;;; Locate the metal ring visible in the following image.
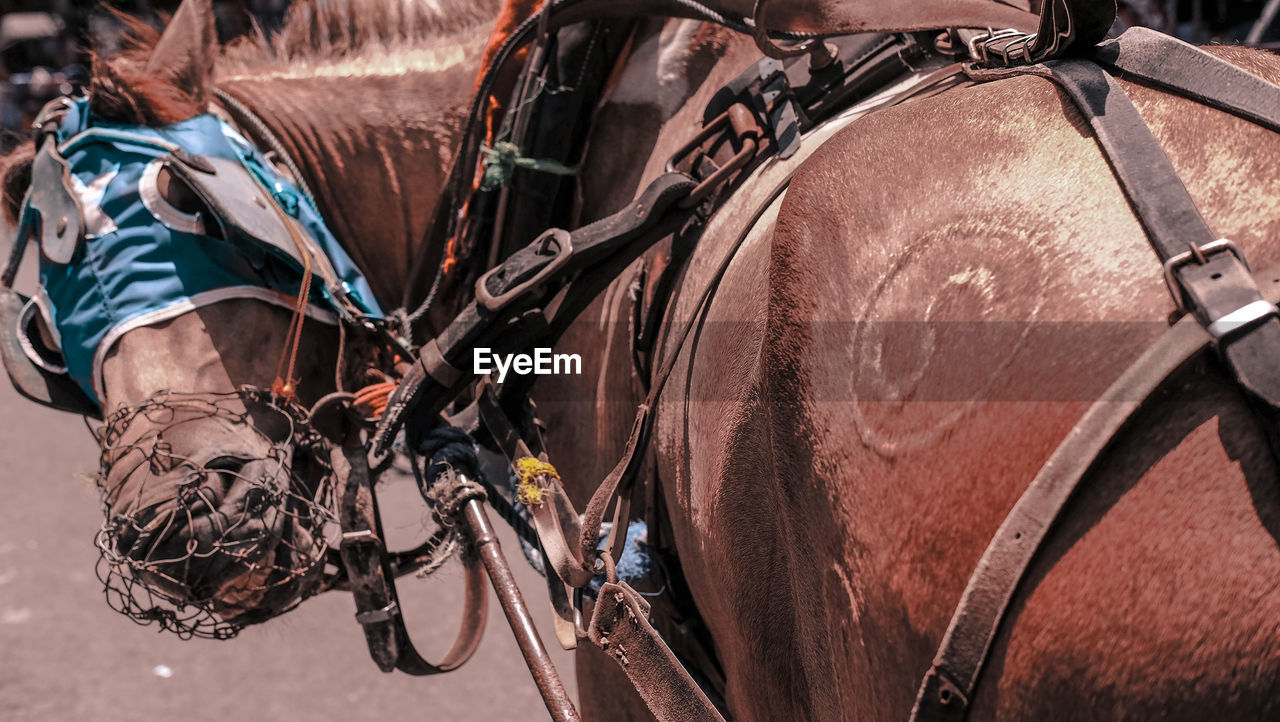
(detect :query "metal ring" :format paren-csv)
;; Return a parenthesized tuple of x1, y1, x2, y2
(354, 601, 400, 625)
(1161, 238, 1244, 313)
(751, 0, 836, 67)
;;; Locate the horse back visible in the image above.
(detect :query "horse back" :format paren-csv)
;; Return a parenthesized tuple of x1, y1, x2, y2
(658, 46, 1280, 720)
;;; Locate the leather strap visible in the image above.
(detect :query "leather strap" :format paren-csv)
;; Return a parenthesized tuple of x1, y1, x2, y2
(372, 172, 696, 455)
(588, 582, 727, 722)
(331, 415, 487, 675)
(473, 384, 585, 649)
(959, 0, 1115, 67)
(1091, 27, 1280, 133)
(916, 33, 1280, 720)
(1039, 57, 1280, 407)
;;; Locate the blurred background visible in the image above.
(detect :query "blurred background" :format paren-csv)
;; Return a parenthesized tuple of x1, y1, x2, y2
(0, 0, 286, 152)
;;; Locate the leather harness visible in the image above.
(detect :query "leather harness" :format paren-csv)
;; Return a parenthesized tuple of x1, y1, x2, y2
(415, 3, 1280, 718)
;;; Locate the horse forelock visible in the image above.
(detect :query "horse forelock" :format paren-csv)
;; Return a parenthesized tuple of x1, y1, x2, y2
(87, 9, 211, 127)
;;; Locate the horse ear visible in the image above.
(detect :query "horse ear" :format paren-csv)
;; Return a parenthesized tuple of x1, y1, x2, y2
(145, 0, 217, 99)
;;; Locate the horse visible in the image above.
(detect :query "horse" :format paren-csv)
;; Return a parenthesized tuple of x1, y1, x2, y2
(5, 0, 1280, 720)
(528, 5, 1280, 722)
(0, 0, 499, 631)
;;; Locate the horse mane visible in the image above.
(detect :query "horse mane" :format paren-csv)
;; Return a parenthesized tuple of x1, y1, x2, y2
(0, 0, 498, 225)
(220, 0, 501, 75)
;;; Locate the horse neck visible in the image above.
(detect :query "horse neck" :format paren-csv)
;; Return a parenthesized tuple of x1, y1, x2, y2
(214, 47, 484, 311)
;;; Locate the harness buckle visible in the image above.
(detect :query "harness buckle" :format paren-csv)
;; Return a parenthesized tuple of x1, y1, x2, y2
(1161, 238, 1246, 314)
(963, 28, 1035, 67)
(474, 227, 573, 314)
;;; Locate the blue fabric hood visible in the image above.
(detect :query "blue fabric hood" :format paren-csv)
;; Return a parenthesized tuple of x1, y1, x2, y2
(26, 98, 382, 403)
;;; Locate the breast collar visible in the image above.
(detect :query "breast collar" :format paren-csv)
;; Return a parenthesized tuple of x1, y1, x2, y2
(9, 95, 384, 406)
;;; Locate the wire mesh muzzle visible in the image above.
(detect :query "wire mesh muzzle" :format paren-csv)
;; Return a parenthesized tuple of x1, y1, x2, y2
(93, 389, 339, 639)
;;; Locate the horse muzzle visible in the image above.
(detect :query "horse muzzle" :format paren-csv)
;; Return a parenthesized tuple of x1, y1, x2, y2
(94, 391, 337, 638)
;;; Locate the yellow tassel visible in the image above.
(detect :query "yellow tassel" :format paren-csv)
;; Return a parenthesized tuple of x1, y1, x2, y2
(515, 457, 560, 507)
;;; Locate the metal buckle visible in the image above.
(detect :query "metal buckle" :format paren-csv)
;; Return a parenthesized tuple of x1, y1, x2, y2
(1205, 299, 1280, 341)
(354, 600, 401, 625)
(966, 28, 1035, 67)
(340, 528, 384, 551)
(1161, 238, 1246, 314)
(666, 102, 761, 207)
(474, 227, 573, 314)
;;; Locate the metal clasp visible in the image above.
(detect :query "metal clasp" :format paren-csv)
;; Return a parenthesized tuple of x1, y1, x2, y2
(340, 528, 384, 551)
(474, 227, 574, 314)
(1162, 238, 1246, 314)
(666, 102, 762, 207)
(965, 28, 1035, 67)
(354, 600, 401, 625)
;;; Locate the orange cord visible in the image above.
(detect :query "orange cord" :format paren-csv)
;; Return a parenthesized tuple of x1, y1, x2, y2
(352, 381, 395, 419)
(270, 196, 316, 401)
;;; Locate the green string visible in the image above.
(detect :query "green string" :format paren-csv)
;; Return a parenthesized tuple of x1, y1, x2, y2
(479, 141, 580, 191)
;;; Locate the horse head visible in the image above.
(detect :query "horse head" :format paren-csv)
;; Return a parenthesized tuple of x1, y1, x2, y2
(0, 0, 487, 635)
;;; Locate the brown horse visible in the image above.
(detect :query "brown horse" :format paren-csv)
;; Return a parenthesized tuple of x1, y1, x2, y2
(1, 0, 497, 629)
(7, 0, 1280, 720)
(536, 14, 1280, 722)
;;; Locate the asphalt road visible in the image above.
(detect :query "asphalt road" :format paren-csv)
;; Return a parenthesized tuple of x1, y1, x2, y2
(0, 265, 577, 721)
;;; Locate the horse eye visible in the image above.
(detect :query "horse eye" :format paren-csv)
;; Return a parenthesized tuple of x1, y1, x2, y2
(139, 159, 222, 239)
(156, 165, 203, 214)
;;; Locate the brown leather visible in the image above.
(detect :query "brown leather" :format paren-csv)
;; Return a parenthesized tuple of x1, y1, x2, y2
(916, 29, 1280, 717)
(911, 312, 1213, 720)
(753, 0, 1038, 36)
(331, 417, 487, 675)
(589, 582, 727, 722)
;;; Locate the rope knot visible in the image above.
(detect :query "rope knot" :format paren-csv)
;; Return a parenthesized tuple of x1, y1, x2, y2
(479, 141, 579, 192)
